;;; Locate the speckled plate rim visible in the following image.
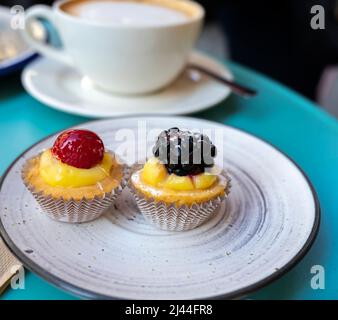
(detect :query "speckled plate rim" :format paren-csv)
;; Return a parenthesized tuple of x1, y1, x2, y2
(0, 115, 320, 300)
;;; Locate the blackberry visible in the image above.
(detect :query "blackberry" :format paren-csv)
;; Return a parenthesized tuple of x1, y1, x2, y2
(152, 128, 217, 176)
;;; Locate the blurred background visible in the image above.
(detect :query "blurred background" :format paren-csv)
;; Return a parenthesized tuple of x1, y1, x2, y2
(2, 0, 338, 117)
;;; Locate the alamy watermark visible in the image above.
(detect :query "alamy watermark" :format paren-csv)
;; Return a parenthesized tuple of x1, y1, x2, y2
(311, 5, 325, 29)
(112, 121, 224, 169)
(10, 5, 25, 30)
(310, 265, 325, 290)
(9, 265, 25, 290)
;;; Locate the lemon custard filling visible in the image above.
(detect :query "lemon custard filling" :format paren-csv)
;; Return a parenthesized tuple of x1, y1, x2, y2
(131, 162, 227, 206)
(39, 149, 114, 188)
(24, 152, 123, 201)
(140, 157, 218, 191)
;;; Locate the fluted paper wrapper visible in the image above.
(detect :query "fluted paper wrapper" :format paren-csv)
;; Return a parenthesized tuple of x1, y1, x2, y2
(22, 157, 128, 223)
(129, 165, 231, 231)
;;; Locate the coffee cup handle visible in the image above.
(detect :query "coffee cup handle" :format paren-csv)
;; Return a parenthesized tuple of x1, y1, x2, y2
(22, 5, 73, 66)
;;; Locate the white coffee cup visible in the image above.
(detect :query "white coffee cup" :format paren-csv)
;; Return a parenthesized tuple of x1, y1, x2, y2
(23, 0, 204, 95)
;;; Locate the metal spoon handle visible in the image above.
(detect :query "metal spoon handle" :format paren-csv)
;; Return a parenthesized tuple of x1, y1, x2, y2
(188, 64, 257, 98)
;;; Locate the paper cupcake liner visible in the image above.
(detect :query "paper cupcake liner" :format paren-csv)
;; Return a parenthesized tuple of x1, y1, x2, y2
(22, 155, 129, 223)
(129, 164, 231, 231)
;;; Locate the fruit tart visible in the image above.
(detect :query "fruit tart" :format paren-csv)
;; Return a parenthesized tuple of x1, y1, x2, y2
(22, 129, 126, 223)
(130, 128, 231, 231)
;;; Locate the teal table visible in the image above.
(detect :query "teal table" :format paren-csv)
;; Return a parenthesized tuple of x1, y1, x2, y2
(1, 60, 338, 300)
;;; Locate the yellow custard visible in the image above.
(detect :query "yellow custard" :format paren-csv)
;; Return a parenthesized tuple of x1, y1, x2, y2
(131, 158, 228, 206)
(23, 150, 123, 201)
(39, 149, 113, 187)
(141, 157, 217, 190)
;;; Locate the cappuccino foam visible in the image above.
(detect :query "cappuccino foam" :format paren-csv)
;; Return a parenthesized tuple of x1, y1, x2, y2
(63, 1, 189, 26)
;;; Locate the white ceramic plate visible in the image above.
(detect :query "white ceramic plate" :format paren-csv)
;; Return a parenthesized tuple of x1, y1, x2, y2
(0, 116, 319, 300)
(21, 51, 232, 118)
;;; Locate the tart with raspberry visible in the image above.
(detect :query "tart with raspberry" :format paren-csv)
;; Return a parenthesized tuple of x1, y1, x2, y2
(22, 129, 126, 223)
(130, 128, 231, 231)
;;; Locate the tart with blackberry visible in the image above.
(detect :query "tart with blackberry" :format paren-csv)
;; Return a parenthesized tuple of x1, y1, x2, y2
(22, 129, 126, 223)
(130, 128, 231, 231)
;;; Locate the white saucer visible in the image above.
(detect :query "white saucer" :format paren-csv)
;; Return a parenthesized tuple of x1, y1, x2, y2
(22, 51, 233, 118)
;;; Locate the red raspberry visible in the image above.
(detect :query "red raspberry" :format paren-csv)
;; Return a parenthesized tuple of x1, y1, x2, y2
(51, 129, 104, 169)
